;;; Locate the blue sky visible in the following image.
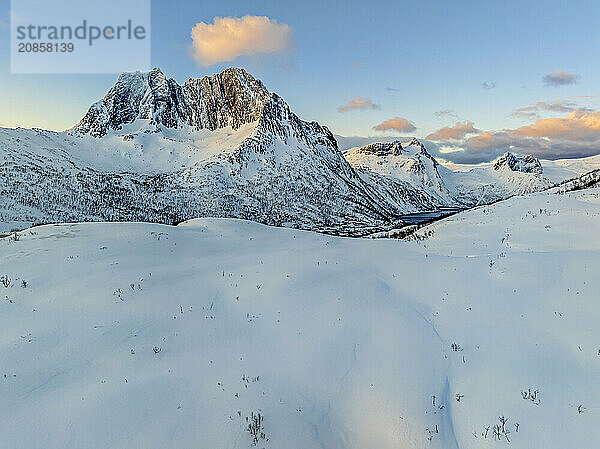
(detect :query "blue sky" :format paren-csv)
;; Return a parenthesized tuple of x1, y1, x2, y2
(1, 0, 599, 162)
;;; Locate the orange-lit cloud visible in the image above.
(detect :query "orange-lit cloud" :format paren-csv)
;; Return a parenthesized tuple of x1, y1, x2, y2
(426, 121, 480, 140)
(373, 117, 416, 133)
(512, 111, 600, 140)
(337, 97, 381, 113)
(190, 16, 294, 66)
(452, 110, 600, 162)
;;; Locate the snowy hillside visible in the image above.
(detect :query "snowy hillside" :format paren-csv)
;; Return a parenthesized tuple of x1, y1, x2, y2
(344, 140, 553, 207)
(446, 154, 600, 187)
(1, 186, 599, 448)
(540, 154, 600, 183)
(443, 153, 553, 206)
(550, 168, 600, 193)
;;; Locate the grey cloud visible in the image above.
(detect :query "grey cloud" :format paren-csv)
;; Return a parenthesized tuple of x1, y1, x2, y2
(543, 71, 579, 86)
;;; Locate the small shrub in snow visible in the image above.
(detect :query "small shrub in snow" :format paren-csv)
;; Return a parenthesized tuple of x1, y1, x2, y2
(521, 388, 540, 405)
(246, 411, 268, 446)
(478, 415, 514, 442)
(1, 275, 11, 288)
(406, 228, 435, 241)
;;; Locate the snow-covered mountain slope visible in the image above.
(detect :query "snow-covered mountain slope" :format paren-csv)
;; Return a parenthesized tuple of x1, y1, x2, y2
(3, 68, 445, 236)
(445, 153, 600, 187)
(540, 154, 600, 183)
(345, 139, 455, 207)
(2, 186, 599, 449)
(344, 140, 553, 207)
(444, 153, 553, 206)
(550, 168, 600, 193)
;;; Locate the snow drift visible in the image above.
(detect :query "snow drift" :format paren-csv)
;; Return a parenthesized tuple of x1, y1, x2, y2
(1, 185, 599, 448)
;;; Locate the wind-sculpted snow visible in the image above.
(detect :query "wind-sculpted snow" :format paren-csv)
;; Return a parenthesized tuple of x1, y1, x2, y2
(2, 188, 600, 448)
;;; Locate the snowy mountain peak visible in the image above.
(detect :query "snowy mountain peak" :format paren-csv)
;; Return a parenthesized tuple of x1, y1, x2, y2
(493, 152, 543, 174)
(71, 67, 271, 137)
(403, 137, 432, 156)
(406, 137, 423, 147)
(346, 138, 436, 160)
(404, 138, 440, 166)
(405, 137, 426, 152)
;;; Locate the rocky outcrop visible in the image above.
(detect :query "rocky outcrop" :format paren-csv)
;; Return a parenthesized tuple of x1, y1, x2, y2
(493, 152, 543, 174)
(352, 141, 404, 157)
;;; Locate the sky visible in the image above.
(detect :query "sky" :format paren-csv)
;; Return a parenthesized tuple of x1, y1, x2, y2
(0, 0, 599, 163)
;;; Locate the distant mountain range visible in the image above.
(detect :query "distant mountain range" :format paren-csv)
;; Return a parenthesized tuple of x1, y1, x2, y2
(0, 67, 597, 234)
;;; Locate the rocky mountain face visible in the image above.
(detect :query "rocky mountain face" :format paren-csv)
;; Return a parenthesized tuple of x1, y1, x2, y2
(350, 141, 404, 157)
(493, 152, 543, 174)
(72, 67, 271, 137)
(345, 139, 456, 208)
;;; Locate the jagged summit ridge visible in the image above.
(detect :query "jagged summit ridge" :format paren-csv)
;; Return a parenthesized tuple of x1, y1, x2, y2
(344, 140, 553, 207)
(349, 138, 435, 158)
(72, 67, 272, 137)
(352, 140, 404, 156)
(406, 137, 424, 149)
(493, 152, 543, 174)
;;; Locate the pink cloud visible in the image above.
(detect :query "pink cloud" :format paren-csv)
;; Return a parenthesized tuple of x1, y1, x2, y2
(426, 121, 480, 140)
(372, 117, 416, 133)
(337, 97, 381, 113)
